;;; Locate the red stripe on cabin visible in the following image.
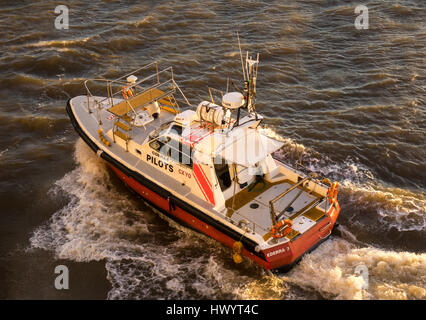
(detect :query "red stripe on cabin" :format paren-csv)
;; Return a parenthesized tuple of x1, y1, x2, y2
(193, 162, 215, 206)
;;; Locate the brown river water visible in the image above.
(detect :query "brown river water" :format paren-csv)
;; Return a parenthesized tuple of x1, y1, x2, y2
(0, 0, 425, 300)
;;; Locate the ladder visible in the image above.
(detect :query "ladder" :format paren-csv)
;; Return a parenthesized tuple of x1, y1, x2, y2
(112, 114, 133, 151)
(158, 94, 180, 114)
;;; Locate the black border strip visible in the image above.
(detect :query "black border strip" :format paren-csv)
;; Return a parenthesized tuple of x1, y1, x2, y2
(66, 99, 267, 262)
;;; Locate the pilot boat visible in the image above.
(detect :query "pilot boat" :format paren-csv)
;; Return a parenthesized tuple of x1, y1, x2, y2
(66, 49, 340, 271)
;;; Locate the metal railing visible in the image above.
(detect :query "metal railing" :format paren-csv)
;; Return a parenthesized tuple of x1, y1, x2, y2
(269, 176, 311, 225)
(83, 61, 192, 119)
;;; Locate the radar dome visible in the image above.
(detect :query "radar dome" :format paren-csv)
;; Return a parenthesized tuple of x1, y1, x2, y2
(222, 92, 245, 109)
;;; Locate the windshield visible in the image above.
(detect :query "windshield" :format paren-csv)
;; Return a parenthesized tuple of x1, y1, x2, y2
(149, 121, 173, 140)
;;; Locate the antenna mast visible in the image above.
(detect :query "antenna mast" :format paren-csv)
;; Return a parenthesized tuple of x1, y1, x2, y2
(245, 52, 259, 120)
(237, 31, 246, 82)
(236, 32, 260, 117)
(226, 32, 260, 129)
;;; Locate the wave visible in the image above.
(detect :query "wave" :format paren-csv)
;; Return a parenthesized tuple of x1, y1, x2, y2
(321, 6, 358, 17)
(27, 38, 92, 48)
(0, 73, 46, 88)
(29, 140, 264, 299)
(264, 127, 426, 234)
(0, 113, 69, 135)
(25, 139, 308, 299)
(361, 79, 399, 90)
(390, 4, 414, 16)
(118, 15, 159, 28)
(286, 238, 426, 300)
(29, 138, 426, 300)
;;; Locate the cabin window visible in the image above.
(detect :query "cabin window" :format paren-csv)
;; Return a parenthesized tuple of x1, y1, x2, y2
(168, 138, 193, 168)
(135, 149, 142, 155)
(170, 124, 183, 136)
(149, 135, 171, 157)
(214, 157, 232, 191)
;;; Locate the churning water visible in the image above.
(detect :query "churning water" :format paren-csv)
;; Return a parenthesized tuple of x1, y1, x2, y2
(0, 0, 425, 299)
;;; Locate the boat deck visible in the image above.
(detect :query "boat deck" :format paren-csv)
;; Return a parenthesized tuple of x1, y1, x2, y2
(83, 95, 177, 146)
(108, 88, 169, 117)
(225, 179, 326, 242)
(70, 95, 208, 205)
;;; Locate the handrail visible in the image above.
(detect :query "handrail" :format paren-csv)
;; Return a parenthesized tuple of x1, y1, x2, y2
(273, 156, 331, 190)
(111, 61, 159, 83)
(269, 176, 310, 225)
(125, 100, 138, 120)
(110, 66, 173, 97)
(84, 78, 125, 98)
(276, 187, 303, 221)
(115, 67, 174, 102)
(84, 78, 113, 113)
(87, 67, 173, 103)
(83, 64, 176, 114)
(125, 79, 175, 110)
(82, 62, 192, 121)
(270, 176, 310, 204)
(173, 80, 192, 107)
(289, 197, 323, 223)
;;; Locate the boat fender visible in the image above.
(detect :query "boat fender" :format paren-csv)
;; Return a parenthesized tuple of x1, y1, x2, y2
(98, 129, 111, 147)
(233, 241, 244, 264)
(271, 219, 293, 239)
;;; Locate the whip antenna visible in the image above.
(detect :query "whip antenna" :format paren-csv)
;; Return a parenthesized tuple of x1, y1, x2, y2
(237, 31, 246, 81)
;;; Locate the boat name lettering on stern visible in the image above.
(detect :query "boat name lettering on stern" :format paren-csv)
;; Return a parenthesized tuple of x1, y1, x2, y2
(146, 153, 173, 172)
(266, 247, 289, 258)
